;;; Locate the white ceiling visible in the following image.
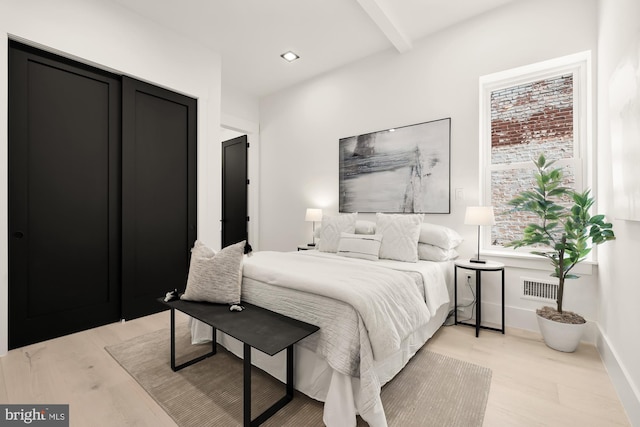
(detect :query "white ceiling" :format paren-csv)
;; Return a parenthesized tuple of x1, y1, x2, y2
(110, 0, 516, 97)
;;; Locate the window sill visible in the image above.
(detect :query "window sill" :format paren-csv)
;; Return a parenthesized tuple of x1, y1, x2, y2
(478, 249, 596, 276)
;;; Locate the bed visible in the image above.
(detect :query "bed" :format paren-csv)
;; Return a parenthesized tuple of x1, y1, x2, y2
(189, 248, 455, 427)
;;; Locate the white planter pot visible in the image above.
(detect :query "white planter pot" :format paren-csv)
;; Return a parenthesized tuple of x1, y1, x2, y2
(536, 314, 587, 352)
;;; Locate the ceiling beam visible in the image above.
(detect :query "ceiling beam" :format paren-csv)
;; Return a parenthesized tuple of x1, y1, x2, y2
(355, 0, 413, 53)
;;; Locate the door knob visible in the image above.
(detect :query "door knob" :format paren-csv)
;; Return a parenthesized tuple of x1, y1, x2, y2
(13, 231, 24, 239)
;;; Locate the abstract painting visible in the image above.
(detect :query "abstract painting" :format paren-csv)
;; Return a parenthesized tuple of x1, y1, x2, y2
(339, 118, 451, 213)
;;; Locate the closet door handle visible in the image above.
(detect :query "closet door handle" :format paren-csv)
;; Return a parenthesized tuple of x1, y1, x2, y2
(13, 231, 24, 239)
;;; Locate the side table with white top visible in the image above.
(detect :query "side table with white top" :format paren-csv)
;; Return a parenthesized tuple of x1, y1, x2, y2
(454, 259, 505, 337)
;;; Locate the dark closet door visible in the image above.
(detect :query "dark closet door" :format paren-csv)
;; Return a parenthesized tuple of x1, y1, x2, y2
(221, 135, 248, 248)
(8, 42, 121, 349)
(121, 77, 197, 320)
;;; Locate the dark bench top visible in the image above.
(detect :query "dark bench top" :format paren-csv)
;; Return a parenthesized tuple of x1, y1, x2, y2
(160, 299, 319, 356)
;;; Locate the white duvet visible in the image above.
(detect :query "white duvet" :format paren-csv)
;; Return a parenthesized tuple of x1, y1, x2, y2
(299, 251, 450, 318)
(242, 251, 431, 360)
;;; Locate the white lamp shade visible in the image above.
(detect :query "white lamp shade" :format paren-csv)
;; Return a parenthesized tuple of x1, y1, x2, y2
(464, 206, 496, 226)
(305, 208, 323, 222)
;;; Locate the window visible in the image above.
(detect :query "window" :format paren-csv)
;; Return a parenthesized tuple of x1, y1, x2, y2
(479, 52, 592, 257)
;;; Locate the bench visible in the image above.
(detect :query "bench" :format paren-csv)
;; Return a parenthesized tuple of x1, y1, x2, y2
(159, 298, 319, 427)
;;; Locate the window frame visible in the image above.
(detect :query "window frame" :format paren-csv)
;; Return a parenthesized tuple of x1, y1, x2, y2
(478, 51, 593, 262)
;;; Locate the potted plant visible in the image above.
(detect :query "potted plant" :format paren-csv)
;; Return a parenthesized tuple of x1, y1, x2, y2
(506, 154, 615, 352)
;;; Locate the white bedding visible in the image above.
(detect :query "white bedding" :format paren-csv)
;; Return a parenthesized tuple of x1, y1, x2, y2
(301, 251, 450, 316)
(243, 251, 432, 360)
(189, 251, 452, 426)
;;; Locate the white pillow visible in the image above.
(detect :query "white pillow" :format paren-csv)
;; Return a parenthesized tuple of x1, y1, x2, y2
(355, 220, 376, 235)
(337, 232, 382, 261)
(418, 223, 463, 250)
(181, 240, 245, 304)
(315, 219, 376, 237)
(376, 213, 423, 262)
(318, 213, 357, 253)
(418, 243, 459, 262)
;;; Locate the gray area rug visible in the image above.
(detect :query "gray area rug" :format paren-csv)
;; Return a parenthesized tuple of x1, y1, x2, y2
(106, 324, 491, 426)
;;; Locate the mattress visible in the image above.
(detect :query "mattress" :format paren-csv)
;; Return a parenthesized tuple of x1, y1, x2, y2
(190, 251, 453, 426)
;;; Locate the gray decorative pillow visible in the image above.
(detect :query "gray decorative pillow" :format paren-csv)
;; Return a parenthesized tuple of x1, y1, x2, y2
(181, 240, 245, 304)
(318, 213, 357, 253)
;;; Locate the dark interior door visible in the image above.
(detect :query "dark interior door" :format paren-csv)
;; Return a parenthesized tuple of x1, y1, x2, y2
(8, 42, 121, 349)
(121, 77, 197, 319)
(222, 135, 248, 248)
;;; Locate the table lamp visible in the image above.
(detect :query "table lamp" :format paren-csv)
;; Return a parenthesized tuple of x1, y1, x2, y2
(464, 206, 495, 264)
(305, 208, 323, 247)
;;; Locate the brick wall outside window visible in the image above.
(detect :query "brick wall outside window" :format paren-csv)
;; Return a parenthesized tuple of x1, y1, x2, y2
(489, 74, 575, 246)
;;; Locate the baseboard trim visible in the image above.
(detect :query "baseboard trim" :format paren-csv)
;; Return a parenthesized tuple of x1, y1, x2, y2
(595, 324, 639, 426)
(455, 303, 636, 424)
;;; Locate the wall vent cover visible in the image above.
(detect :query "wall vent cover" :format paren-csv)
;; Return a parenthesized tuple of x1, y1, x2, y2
(521, 277, 558, 301)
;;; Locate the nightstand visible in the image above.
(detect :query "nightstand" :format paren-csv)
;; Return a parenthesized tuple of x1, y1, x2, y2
(297, 244, 316, 251)
(454, 259, 505, 337)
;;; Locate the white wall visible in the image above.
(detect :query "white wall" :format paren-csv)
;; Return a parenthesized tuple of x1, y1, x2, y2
(222, 85, 260, 125)
(258, 0, 599, 333)
(0, 0, 222, 356)
(596, 0, 640, 424)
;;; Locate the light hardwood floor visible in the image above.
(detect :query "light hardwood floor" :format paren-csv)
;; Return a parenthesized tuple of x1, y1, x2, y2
(0, 311, 630, 426)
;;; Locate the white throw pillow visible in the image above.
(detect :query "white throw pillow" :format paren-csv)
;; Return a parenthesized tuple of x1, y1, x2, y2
(318, 213, 357, 253)
(181, 240, 245, 304)
(418, 223, 463, 250)
(337, 232, 382, 261)
(376, 213, 424, 262)
(354, 220, 376, 235)
(418, 243, 459, 262)
(315, 219, 375, 237)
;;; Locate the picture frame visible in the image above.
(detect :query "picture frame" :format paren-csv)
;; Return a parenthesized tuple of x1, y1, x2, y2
(339, 118, 451, 213)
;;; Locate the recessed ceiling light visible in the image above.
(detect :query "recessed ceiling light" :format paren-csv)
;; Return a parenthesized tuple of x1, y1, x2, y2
(280, 51, 300, 62)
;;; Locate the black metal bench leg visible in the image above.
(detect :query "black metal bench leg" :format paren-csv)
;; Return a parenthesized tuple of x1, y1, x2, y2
(170, 308, 217, 372)
(170, 308, 176, 370)
(244, 343, 251, 427)
(287, 344, 294, 399)
(245, 344, 295, 427)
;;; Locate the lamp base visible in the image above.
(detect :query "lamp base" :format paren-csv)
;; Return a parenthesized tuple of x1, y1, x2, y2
(469, 258, 487, 264)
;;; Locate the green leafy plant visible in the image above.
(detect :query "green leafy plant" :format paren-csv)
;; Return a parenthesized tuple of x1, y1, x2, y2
(506, 154, 615, 320)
